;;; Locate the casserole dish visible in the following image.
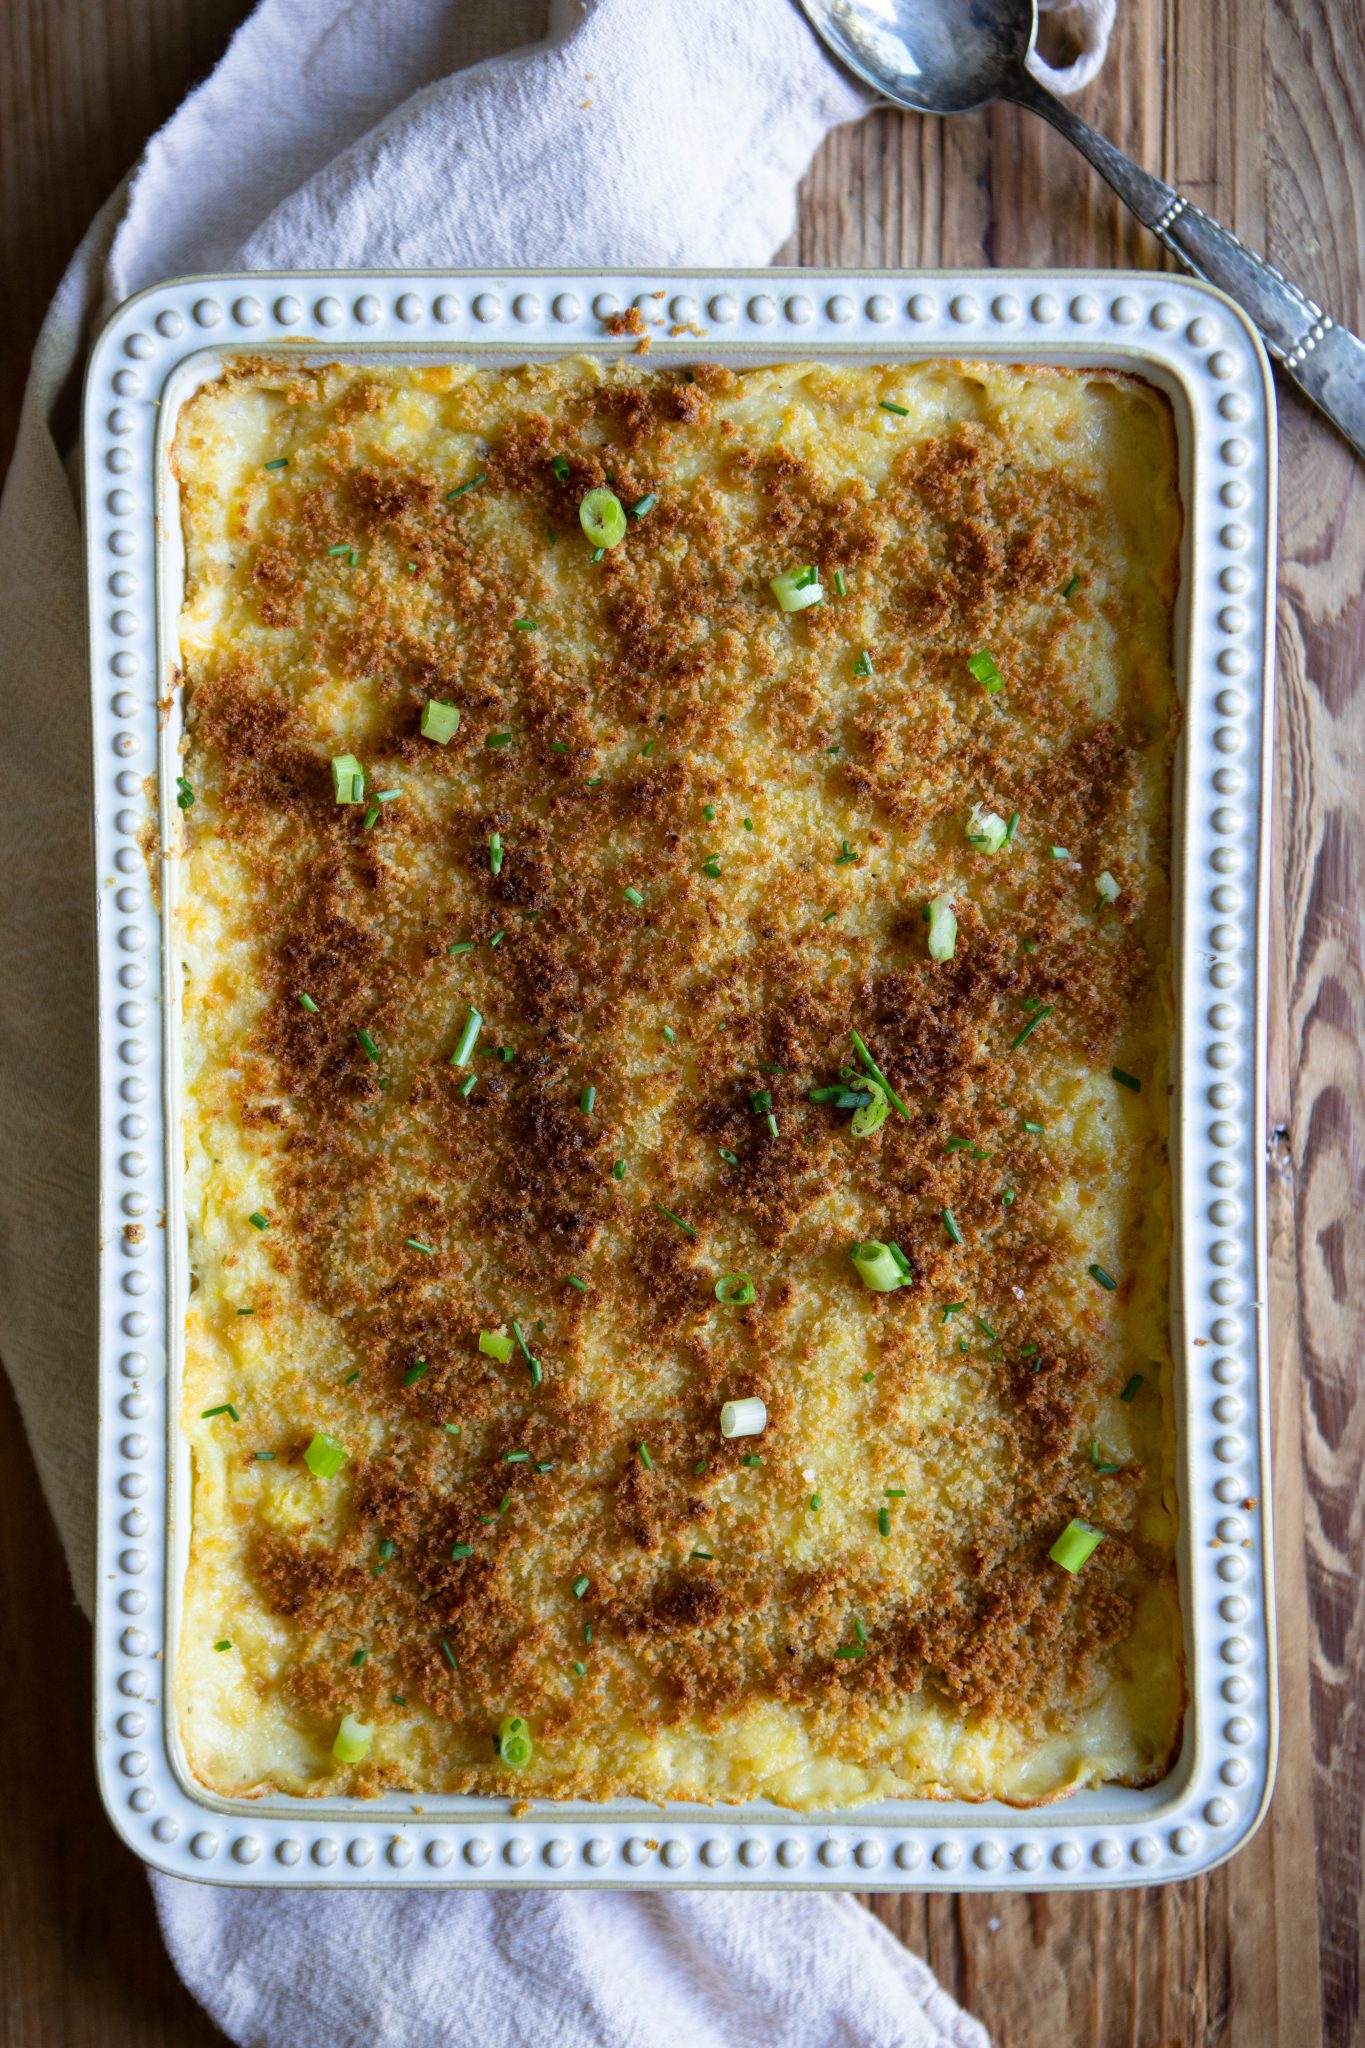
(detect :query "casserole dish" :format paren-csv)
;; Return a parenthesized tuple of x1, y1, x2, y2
(87, 268, 1276, 1887)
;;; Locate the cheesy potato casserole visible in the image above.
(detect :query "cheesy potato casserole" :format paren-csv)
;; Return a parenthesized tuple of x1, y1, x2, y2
(172, 354, 1183, 1806)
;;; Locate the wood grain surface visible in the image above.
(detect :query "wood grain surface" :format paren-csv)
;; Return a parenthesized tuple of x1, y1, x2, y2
(0, 1, 1361, 2043)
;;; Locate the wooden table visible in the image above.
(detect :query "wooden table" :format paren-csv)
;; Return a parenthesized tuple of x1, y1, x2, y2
(1, 2, 1360, 2041)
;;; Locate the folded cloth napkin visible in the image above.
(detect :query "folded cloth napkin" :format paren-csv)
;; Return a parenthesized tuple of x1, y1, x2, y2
(0, 1, 1113, 2041)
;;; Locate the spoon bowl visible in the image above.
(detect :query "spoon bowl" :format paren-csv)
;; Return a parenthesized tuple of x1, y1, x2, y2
(798, 0, 1365, 460)
(800, 0, 1034, 115)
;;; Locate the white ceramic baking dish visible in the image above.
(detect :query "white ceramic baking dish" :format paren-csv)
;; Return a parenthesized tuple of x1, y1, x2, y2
(86, 268, 1277, 1889)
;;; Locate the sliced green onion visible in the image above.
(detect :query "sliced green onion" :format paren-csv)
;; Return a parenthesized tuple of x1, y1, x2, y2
(304, 1432, 348, 1479)
(689, 1550, 714, 1564)
(356, 1029, 380, 1064)
(1096, 870, 1120, 908)
(405, 1237, 434, 1254)
(848, 1029, 912, 1121)
(350, 1647, 368, 1668)
(1051, 846, 1071, 860)
(623, 885, 643, 908)
(714, 1273, 757, 1306)
(297, 992, 319, 1014)
(402, 1359, 429, 1386)
(836, 840, 857, 865)
(769, 565, 823, 613)
(214, 1639, 232, 1651)
(264, 457, 289, 471)
(333, 1714, 373, 1764)
(485, 731, 513, 748)
(877, 1506, 891, 1536)
(850, 1081, 891, 1139)
(879, 399, 909, 416)
(579, 1084, 596, 1114)
(513, 619, 537, 633)
(175, 776, 195, 812)
(580, 488, 627, 548)
(809, 1493, 822, 1512)
(637, 1442, 654, 1470)
(702, 804, 716, 822)
(1112, 1068, 1142, 1092)
(446, 472, 487, 499)
(1050, 1519, 1104, 1573)
(362, 806, 380, 831)
(504, 1450, 530, 1462)
(441, 1638, 458, 1669)
(375, 1539, 396, 1568)
(849, 1240, 908, 1293)
(450, 1005, 482, 1068)
(854, 649, 873, 677)
(655, 1204, 696, 1239)
(612, 1158, 627, 1179)
(331, 754, 365, 805)
(573, 1574, 590, 1599)
(1010, 1004, 1054, 1051)
(701, 856, 721, 878)
(740, 1453, 762, 1468)
(1062, 574, 1082, 598)
(833, 569, 848, 598)
(498, 1714, 533, 1769)
(551, 454, 571, 482)
(327, 542, 358, 562)
(927, 895, 958, 962)
(942, 1208, 963, 1247)
(630, 493, 657, 519)
(1121, 1373, 1145, 1402)
(567, 1275, 588, 1292)
(967, 649, 1005, 693)
(1089, 1263, 1118, 1291)
(718, 1148, 739, 1167)
(967, 804, 1010, 854)
(201, 1403, 239, 1421)
(488, 832, 503, 876)
(720, 1396, 767, 1438)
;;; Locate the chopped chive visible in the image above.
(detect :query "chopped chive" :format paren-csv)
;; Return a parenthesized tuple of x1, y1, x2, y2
(1023, 1120, 1045, 1134)
(356, 1029, 380, 1064)
(264, 458, 289, 471)
(573, 1575, 590, 1599)
(689, 1549, 713, 1562)
(743, 817, 754, 832)
(451, 1005, 482, 1068)
(327, 543, 358, 563)
(701, 856, 721, 878)
(1020, 1343, 1039, 1358)
(248, 1212, 268, 1231)
(1121, 1373, 1145, 1402)
(1112, 1068, 1142, 1092)
(655, 1204, 697, 1239)
(298, 992, 319, 1014)
(536, 1459, 555, 1472)
(853, 1617, 867, 1645)
(1010, 1004, 1054, 1051)
(402, 1360, 430, 1389)
(343, 1369, 361, 1385)
(498, 1045, 514, 1062)
(719, 1147, 739, 1166)
(458, 1073, 477, 1100)
(835, 1646, 865, 1659)
(879, 399, 909, 416)
(877, 1506, 891, 1536)
(404, 1237, 434, 1255)
(637, 1442, 654, 1471)
(640, 739, 655, 757)
(942, 1303, 965, 1320)
(579, 1084, 596, 1114)
(254, 1450, 275, 1460)
(591, 546, 605, 563)
(504, 1450, 530, 1463)
(663, 1024, 676, 1044)
(884, 1487, 906, 1499)
(623, 885, 644, 908)
(573, 1659, 588, 1676)
(833, 569, 847, 598)
(513, 619, 538, 633)
(1001, 1188, 1016, 1208)
(942, 1208, 963, 1246)
(391, 1693, 408, 1706)
(821, 910, 837, 923)
(1062, 574, 1082, 598)
(630, 493, 657, 519)
(612, 1158, 627, 1180)
(702, 804, 716, 822)
(446, 473, 487, 499)
(836, 839, 857, 864)
(1092, 1438, 1120, 1475)
(175, 776, 195, 812)
(551, 454, 570, 482)
(809, 1493, 822, 1512)
(445, 1424, 462, 1436)
(214, 1639, 232, 1652)
(485, 731, 514, 748)
(749, 1089, 773, 1114)
(201, 1403, 239, 1421)
(567, 1276, 588, 1292)
(489, 832, 503, 876)
(441, 1638, 458, 1668)
(740, 1453, 761, 1468)
(376, 1538, 396, 1565)
(362, 806, 380, 830)
(1089, 1263, 1118, 1291)
(550, 740, 570, 754)
(854, 650, 873, 677)
(487, 930, 504, 948)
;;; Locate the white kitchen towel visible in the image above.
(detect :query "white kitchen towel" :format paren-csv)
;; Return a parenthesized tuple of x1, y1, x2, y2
(0, 2, 1115, 2043)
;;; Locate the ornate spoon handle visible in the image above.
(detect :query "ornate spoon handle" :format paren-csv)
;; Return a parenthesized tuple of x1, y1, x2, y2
(1013, 71, 1365, 461)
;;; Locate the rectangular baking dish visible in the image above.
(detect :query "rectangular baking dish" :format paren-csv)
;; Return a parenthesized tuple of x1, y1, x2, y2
(87, 268, 1277, 1889)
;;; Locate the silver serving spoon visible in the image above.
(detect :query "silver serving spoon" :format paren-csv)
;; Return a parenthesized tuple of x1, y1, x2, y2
(799, 0, 1365, 460)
